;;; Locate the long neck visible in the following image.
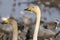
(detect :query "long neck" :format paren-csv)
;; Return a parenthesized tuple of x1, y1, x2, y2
(11, 20, 18, 40)
(33, 10, 41, 40)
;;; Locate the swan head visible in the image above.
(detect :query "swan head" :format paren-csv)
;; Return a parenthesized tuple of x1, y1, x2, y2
(24, 6, 40, 14)
(1, 16, 15, 24)
(1, 17, 9, 24)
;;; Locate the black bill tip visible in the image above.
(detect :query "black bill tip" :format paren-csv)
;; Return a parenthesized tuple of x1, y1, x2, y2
(24, 8, 28, 11)
(1, 21, 5, 24)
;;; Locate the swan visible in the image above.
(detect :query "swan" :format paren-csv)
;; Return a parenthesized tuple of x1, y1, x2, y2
(24, 5, 41, 40)
(1, 16, 18, 40)
(46, 20, 60, 30)
(29, 24, 57, 40)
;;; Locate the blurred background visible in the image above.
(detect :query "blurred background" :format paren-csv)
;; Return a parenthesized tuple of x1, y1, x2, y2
(0, 0, 60, 40)
(0, 0, 60, 21)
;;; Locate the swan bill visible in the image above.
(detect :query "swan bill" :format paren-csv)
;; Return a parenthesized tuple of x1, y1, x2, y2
(24, 7, 32, 11)
(2, 19, 9, 24)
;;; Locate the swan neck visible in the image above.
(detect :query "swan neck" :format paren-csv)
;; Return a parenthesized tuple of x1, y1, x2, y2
(33, 9, 41, 40)
(11, 20, 18, 40)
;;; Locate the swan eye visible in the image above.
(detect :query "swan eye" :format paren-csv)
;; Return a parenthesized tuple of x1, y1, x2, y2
(32, 7, 34, 8)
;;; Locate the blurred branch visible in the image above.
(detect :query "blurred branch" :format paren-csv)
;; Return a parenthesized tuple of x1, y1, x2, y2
(17, 1, 40, 5)
(17, 0, 60, 8)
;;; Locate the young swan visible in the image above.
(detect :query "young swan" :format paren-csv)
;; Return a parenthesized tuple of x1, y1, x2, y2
(1, 17, 18, 40)
(24, 6, 41, 40)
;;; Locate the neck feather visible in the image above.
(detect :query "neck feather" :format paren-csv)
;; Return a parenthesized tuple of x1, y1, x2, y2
(33, 9, 41, 40)
(12, 20, 18, 40)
